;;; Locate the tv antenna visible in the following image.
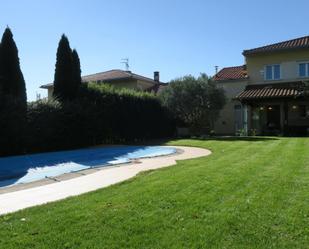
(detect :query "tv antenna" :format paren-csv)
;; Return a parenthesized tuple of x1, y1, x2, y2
(36, 92, 41, 101)
(215, 66, 219, 74)
(121, 58, 130, 71)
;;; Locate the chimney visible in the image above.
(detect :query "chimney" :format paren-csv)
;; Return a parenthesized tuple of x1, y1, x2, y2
(154, 71, 160, 82)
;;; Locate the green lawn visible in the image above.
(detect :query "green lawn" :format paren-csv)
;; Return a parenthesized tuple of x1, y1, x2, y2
(0, 137, 308, 249)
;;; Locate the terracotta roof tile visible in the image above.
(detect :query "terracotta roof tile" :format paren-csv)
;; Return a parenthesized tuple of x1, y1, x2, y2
(213, 65, 248, 81)
(243, 36, 309, 56)
(236, 82, 302, 100)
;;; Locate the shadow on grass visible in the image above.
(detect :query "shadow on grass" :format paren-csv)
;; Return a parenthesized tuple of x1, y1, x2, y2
(139, 136, 280, 145)
(197, 136, 280, 142)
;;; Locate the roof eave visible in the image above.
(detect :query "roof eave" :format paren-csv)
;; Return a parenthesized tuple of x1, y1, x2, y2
(40, 84, 53, 89)
(243, 46, 309, 56)
(84, 76, 132, 83)
(236, 96, 301, 102)
(214, 78, 249, 83)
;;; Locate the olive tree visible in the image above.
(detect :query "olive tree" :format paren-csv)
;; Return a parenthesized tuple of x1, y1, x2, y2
(159, 74, 226, 134)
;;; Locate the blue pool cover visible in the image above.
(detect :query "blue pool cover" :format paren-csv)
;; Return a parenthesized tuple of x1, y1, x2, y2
(0, 146, 176, 187)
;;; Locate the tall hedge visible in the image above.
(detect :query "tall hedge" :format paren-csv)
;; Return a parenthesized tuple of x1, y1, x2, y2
(25, 84, 175, 154)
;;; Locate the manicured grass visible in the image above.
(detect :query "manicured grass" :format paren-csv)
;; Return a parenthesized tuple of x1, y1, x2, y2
(0, 137, 308, 248)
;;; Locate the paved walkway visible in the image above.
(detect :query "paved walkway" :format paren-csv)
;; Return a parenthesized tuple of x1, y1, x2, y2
(0, 146, 211, 215)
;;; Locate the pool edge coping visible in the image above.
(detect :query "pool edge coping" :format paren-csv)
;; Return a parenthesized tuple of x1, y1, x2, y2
(0, 146, 211, 215)
(0, 147, 183, 194)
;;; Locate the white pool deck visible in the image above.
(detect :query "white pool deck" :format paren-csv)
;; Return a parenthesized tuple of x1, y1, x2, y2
(0, 146, 211, 215)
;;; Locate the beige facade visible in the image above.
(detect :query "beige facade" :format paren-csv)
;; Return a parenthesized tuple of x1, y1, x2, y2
(246, 50, 309, 84)
(214, 38, 309, 136)
(214, 80, 247, 134)
(47, 88, 53, 99)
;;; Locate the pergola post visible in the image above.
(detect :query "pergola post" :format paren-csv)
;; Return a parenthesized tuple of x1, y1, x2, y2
(243, 104, 249, 135)
(283, 101, 289, 135)
(280, 102, 285, 134)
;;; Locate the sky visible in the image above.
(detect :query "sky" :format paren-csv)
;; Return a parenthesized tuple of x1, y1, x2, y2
(1, 0, 309, 101)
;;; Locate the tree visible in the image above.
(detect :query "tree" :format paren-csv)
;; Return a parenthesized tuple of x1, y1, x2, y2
(53, 35, 82, 101)
(0, 42, 2, 93)
(0, 27, 27, 104)
(53, 34, 74, 101)
(159, 74, 226, 134)
(71, 49, 82, 97)
(0, 27, 27, 156)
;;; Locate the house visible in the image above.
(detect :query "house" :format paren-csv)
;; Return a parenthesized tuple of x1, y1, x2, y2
(41, 70, 166, 99)
(214, 36, 309, 136)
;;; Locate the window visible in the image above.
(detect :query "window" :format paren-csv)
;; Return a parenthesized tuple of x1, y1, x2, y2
(234, 105, 243, 131)
(266, 66, 272, 80)
(265, 64, 281, 80)
(234, 105, 242, 110)
(299, 62, 309, 77)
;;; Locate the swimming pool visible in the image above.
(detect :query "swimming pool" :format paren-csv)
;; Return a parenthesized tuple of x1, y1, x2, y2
(0, 146, 176, 187)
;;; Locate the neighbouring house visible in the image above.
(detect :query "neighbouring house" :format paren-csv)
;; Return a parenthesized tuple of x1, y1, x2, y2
(214, 36, 309, 136)
(41, 70, 166, 99)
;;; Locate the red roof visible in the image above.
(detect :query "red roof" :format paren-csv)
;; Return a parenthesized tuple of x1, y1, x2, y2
(236, 82, 303, 101)
(243, 36, 309, 56)
(213, 65, 248, 81)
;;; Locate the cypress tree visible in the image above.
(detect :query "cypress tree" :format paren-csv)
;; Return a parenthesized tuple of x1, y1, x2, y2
(0, 27, 27, 104)
(71, 49, 82, 97)
(0, 27, 27, 156)
(53, 34, 74, 101)
(0, 42, 2, 94)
